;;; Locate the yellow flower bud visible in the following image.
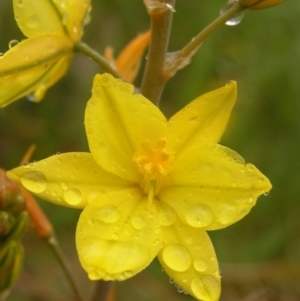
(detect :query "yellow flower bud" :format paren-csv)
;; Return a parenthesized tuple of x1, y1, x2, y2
(241, 0, 285, 10)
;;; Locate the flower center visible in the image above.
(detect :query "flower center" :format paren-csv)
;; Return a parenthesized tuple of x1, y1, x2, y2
(133, 137, 174, 204)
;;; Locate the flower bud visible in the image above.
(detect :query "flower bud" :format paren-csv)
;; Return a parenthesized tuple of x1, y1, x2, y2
(241, 0, 285, 9)
(0, 169, 26, 215)
(0, 240, 24, 292)
(0, 212, 16, 237)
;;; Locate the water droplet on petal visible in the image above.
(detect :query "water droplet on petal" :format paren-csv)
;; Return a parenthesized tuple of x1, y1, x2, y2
(162, 244, 192, 272)
(177, 286, 184, 293)
(25, 14, 39, 28)
(185, 236, 193, 245)
(185, 203, 213, 228)
(63, 188, 83, 205)
(158, 207, 176, 226)
(61, 182, 68, 190)
(169, 277, 175, 284)
(217, 201, 237, 225)
(191, 275, 220, 301)
(87, 189, 105, 203)
(8, 40, 19, 49)
(21, 171, 47, 193)
(220, 0, 244, 26)
(16, 0, 23, 6)
(84, 12, 91, 25)
(215, 270, 222, 279)
(131, 216, 145, 230)
(264, 192, 269, 196)
(111, 233, 119, 240)
(94, 206, 120, 223)
(193, 258, 208, 272)
(26, 94, 36, 102)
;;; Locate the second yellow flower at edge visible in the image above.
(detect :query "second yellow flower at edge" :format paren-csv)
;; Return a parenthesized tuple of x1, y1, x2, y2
(8, 73, 271, 301)
(0, 0, 91, 107)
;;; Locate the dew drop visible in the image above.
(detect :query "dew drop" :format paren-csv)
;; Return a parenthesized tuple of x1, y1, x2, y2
(94, 206, 120, 223)
(169, 277, 175, 284)
(191, 275, 220, 301)
(63, 188, 83, 205)
(83, 12, 91, 25)
(111, 233, 119, 240)
(215, 270, 222, 279)
(25, 15, 39, 28)
(264, 192, 269, 196)
(217, 201, 237, 225)
(26, 94, 36, 102)
(185, 236, 193, 245)
(131, 216, 145, 230)
(185, 203, 213, 228)
(8, 40, 19, 49)
(61, 182, 68, 190)
(162, 244, 192, 272)
(16, 0, 23, 6)
(193, 258, 208, 272)
(158, 207, 176, 226)
(21, 171, 47, 193)
(220, 0, 244, 26)
(177, 286, 184, 294)
(87, 189, 105, 203)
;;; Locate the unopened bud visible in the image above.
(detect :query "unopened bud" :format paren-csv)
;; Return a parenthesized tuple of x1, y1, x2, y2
(241, 0, 285, 9)
(0, 212, 16, 237)
(0, 240, 24, 291)
(0, 169, 26, 215)
(4, 211, 29, 242)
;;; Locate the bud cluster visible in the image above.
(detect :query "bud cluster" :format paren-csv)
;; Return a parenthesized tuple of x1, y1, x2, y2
(0, 169, 29, 296)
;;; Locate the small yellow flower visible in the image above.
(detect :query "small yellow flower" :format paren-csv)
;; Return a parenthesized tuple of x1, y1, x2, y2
(0, 0, 91, 107)
(241, 0, 285, 9)
(8, 74, 271, 301)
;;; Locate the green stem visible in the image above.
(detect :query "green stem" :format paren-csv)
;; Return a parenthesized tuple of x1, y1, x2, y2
(92, 281, 114, 301)
(164, 2, 245, 78)
(46, 233, 85, 301)
(74, 42, 122, 79)
(140, 0, 176, 106)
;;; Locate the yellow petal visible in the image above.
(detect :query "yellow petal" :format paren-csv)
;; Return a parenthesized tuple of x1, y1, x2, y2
(13, 0, 66, 37)
(160, 144, 272, 230)
(62, 0, 92, 42)
(85, 73, 167, 182)
(0, 35, 73, 106)
(13, 0, 91, 41)
(167, 81, 237, 155)
(7, 153, 132, 209)
(157, 217, 220, 301)
(76, 188, 163, 280)
(116, 31, 151, 83)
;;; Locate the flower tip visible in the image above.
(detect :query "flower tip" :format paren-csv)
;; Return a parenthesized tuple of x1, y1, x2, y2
(226, 80, 237, 90)
(225, 80, 237, 98)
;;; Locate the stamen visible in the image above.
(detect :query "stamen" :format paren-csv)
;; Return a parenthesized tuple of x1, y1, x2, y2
(147, 180, 156, 207)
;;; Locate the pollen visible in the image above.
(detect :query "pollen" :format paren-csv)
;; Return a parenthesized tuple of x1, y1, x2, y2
(133, 137, 174, 198)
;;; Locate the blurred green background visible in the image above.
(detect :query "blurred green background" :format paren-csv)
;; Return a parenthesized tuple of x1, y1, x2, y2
(1, 0, 300, 300)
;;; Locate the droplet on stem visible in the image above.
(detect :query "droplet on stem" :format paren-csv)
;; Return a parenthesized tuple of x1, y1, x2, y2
(220, 0, 244, 26)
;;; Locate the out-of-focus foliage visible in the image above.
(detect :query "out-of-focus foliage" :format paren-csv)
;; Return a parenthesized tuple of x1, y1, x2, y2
(0, 0, 299, 300)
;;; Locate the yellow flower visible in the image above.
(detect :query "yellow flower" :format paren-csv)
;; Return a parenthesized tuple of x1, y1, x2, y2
(241, 0, 285, 9)
(7, 74, 271, 301)
(0, 0, 91, 107)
